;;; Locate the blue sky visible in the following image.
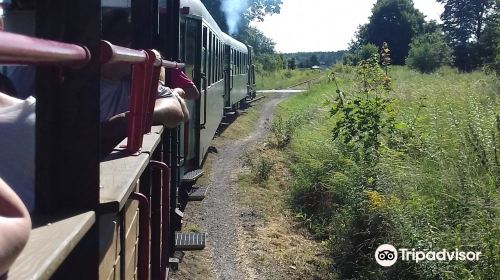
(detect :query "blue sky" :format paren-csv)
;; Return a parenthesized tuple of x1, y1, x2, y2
(250, 0, 444, 53)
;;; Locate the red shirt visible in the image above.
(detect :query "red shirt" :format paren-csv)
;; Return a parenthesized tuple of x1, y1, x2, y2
(167, 68, 194, 89)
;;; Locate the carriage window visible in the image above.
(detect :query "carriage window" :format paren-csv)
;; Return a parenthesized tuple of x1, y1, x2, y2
(238, 52, 241, 74)
(183, 18, 199, 80)
(233, 51, 236, 75)
(220, 42, 223, 80)
(208, 30, 212, 86)
(215, 37, 218, 82)
(211, 33, 215, 84)
(231, 49, 234, 75)
(239, 52, 242, 74)
(245, 54, 248, 73)
(202, 26, 207, 77)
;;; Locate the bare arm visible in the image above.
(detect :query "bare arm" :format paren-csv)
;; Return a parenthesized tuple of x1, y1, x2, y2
(174, 85, 199, 100)
(152, 95, 185, 128)
(0, 178, 31, 276)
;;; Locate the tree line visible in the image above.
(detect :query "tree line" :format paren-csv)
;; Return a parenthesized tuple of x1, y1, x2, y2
(345, 0, 499, 74)
(284, 51, 347, 69)
(202, 0, 499, 75)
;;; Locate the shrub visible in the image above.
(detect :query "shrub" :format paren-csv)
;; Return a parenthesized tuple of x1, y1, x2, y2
(406, 32, 452, 73)
(342, 43, 379, 66)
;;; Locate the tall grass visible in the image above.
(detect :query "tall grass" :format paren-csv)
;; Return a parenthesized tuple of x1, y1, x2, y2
(274, 66, 500, 279)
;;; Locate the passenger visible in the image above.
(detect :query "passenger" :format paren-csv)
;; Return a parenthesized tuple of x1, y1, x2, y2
(100, 9, 200, 154)
(0, 92, 35, 212)
(0, 177, 32, 277)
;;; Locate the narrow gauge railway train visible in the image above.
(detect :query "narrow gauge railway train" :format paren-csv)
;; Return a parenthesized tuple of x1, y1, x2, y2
(0, 0, 256, 279)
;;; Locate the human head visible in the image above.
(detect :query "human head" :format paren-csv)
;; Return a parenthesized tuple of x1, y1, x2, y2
(101, 9, 132, 80)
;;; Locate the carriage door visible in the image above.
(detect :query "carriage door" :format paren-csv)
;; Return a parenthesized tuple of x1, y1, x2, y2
(179, 16, 202, 170)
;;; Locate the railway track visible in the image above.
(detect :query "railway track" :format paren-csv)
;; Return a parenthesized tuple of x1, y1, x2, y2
(285, 74, 325, 89)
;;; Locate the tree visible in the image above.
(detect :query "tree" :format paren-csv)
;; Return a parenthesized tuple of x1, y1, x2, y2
(479, 11, 500, 74)
(356, 0, 426, 65)
(257, 53, 283, 72)
(201, 0, 282, 34)
(406, 32, 453, 73)
(309, 54, 319, 66)
(238, 27, 276, 55)
(343, 43, 379, 65)
(437, 0, 496, 70)
(287, 58, 296, 70)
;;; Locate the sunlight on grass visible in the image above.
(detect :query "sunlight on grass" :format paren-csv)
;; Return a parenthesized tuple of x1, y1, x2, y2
(272, 65, 500, 279)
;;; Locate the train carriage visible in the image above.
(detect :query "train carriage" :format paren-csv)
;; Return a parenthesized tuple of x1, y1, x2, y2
(0, 0, 256, 279)
(223, 33, 249, 109)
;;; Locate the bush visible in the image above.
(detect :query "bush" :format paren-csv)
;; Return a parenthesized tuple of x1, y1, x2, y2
(406, 32, 452, 73)
(342, 44, 379, 66)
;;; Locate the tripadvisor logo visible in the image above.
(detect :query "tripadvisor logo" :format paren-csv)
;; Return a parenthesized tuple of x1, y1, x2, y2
(375, 244, 398, 267)
(375, 244, 482, 267)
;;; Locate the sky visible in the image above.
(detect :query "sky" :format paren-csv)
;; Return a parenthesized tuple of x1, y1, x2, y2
(250, 0, 445, 53)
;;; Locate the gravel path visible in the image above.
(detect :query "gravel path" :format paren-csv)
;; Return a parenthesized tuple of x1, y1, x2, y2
(200, 91, 297, 280)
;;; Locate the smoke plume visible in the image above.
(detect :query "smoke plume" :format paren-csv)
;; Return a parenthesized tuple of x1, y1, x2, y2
(221, 0, 250, 35)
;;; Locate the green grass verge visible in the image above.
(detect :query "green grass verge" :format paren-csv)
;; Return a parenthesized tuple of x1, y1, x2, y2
(271, 65, 500, 279)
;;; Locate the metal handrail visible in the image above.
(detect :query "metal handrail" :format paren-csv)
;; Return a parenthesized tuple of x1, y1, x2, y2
(0, 31, 90, 68)
(161, 59, 185, 69)
(100, 40, 147, 64)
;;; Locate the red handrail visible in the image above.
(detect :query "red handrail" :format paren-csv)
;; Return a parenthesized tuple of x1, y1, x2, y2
(101, 41, 162, 153)
(0, 31, 90, 67)
(161, 59, 185, 69)
(100, 40, 148, 64)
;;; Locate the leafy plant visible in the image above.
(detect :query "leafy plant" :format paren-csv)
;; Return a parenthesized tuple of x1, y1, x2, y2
(329, 53, 396, 179)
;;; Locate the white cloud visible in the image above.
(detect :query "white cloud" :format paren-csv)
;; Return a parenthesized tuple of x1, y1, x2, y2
(251, 0, 444, 53)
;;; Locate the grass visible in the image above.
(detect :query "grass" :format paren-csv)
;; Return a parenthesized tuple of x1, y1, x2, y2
(256, 69, 325, 90)
(213, 98, 266, 141)
(270, 65, 500, 279)
(236, 146, 336, 279)
(215, 93, 336, 279)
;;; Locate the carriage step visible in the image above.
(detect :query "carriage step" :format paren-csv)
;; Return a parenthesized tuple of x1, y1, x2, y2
(175, 232, 206, 251)
(225, 111, 236, 116)
(220, 122, 230, 126)
(182, 169, 204, 182)
(224, 106, 233, 110)
(172, 251, 185, 263)
(188, 185, 208, 201)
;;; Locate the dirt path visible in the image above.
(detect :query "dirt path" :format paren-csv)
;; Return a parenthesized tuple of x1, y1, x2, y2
(171, 91, 298, 280)
(204, 91, 296, 280)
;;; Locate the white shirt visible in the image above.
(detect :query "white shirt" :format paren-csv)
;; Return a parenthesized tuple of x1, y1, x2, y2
(0, 97, 36, 211)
